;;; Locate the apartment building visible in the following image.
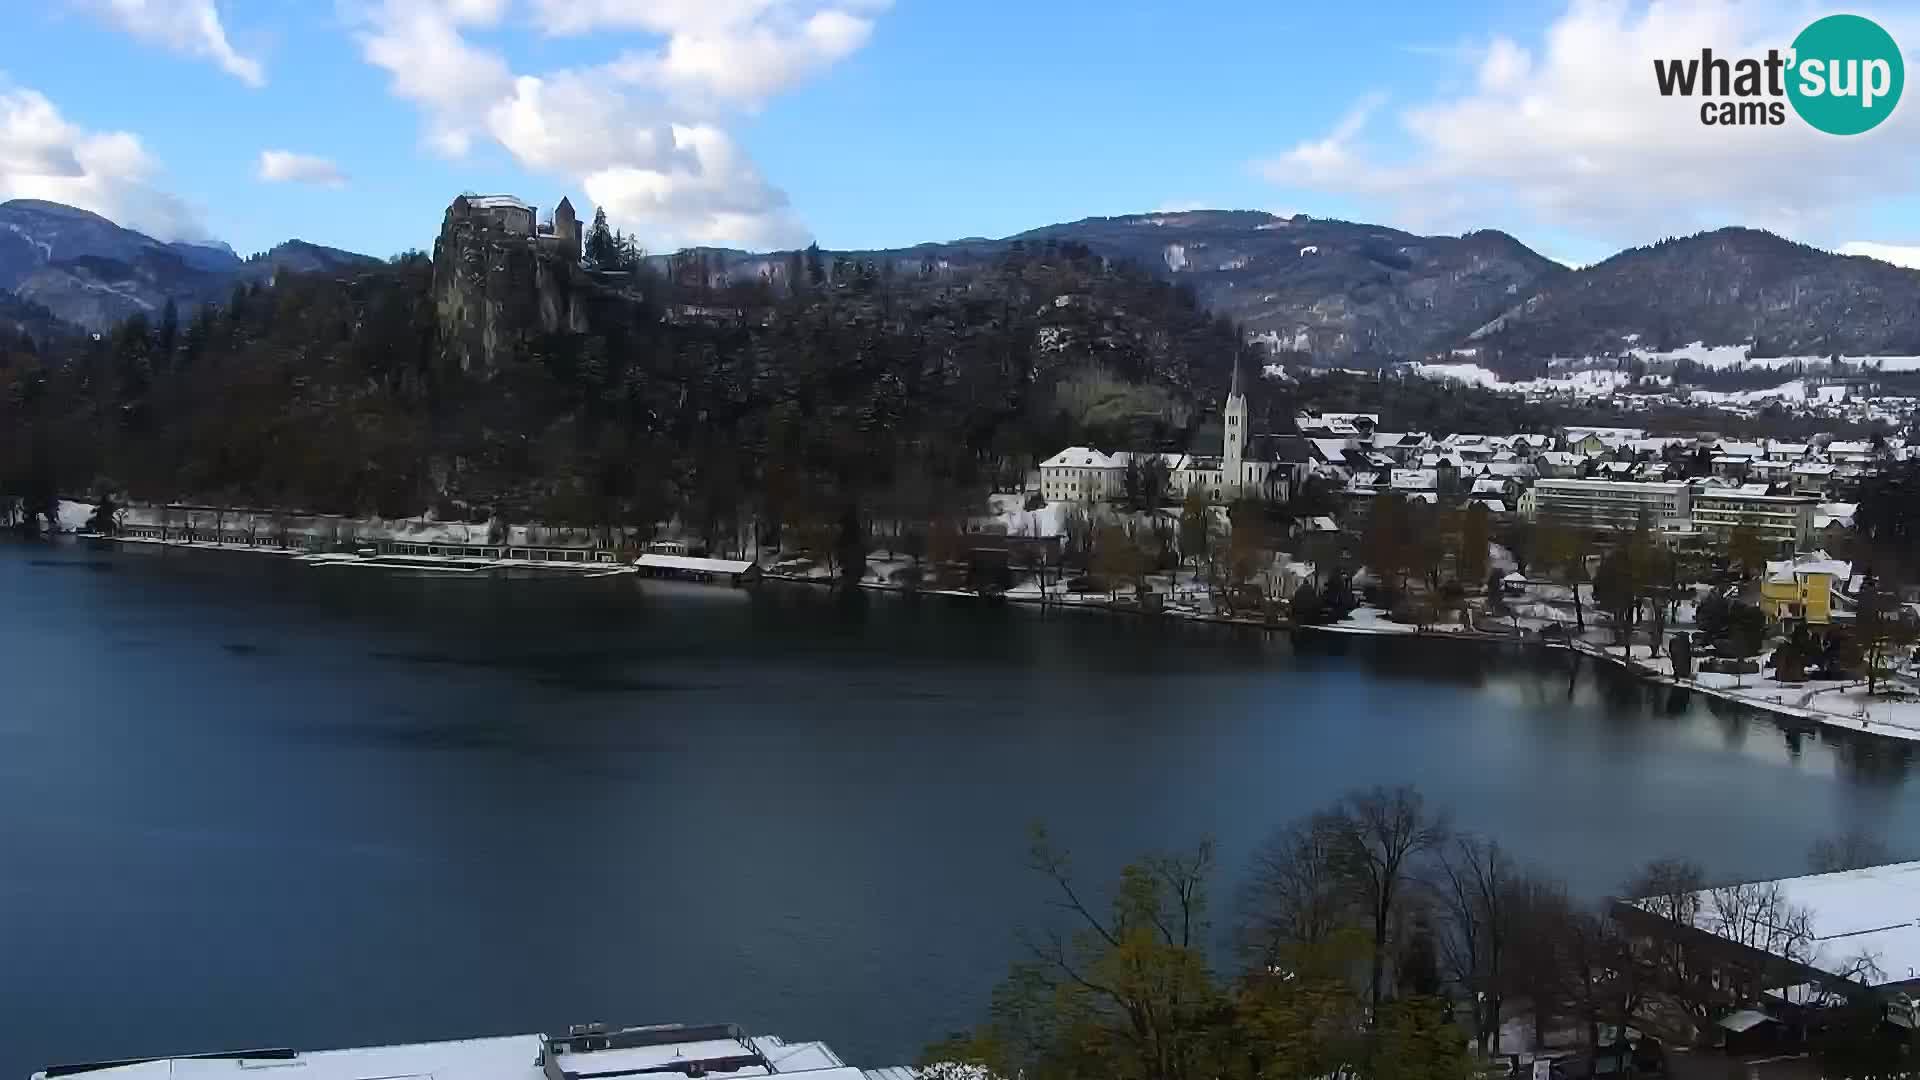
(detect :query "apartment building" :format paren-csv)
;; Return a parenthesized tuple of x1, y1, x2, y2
(1692, 488, 1817, 551)
(1530, 478, 1692, 532)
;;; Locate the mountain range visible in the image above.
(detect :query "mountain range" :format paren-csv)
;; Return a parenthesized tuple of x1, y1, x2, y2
(8, 198, 1920, 374)
(0, 199, 379, 334)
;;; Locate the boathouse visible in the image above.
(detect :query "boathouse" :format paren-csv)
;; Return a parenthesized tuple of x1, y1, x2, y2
(634, 553, 759, 585)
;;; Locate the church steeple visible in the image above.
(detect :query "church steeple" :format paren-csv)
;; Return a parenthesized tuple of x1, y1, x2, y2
(1223, 354, 1246, 487)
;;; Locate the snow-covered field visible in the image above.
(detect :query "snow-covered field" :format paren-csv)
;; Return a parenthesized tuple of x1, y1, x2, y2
(1409, 363, 1640, 396)
(1409, 340, 1920, 399)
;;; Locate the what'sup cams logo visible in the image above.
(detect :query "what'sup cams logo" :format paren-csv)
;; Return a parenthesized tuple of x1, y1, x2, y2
(1653, 13, 1903, 134)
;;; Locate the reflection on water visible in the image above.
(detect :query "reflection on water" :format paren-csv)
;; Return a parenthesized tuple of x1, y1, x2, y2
(3, 540, 1920, 1074)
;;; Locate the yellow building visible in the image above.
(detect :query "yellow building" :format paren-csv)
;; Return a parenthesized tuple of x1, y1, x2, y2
(1760, 556, 1851, 625)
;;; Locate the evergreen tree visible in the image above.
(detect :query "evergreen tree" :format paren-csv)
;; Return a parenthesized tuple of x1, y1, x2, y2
(158, 299, 179, 372)
(585, 206, 615, 268)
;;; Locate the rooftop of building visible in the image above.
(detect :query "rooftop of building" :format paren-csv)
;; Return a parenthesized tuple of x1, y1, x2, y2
(35, 1024, 890, 1080)
(1620, 861, 1920, 992)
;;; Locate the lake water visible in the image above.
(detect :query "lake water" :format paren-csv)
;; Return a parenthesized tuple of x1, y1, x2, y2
(3, 540, 1917, 1076)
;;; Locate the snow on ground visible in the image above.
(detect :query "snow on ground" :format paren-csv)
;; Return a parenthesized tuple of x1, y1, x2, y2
(53, 499, 94, 533)
(1687, 379, 1807, 405)
(1627, 342, 1752, 368)
(985, 493, 1069, 538)
(1408, 364, 1638, 397)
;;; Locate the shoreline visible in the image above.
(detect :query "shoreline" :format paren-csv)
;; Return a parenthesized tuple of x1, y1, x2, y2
(762, 570, 1920, 744)
(43, 536, 1920, 745)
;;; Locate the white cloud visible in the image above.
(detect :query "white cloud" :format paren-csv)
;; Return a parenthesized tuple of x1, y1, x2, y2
(1257, 1, 1920, 252)
(74, 0, 265, 87)
(0, 85, 206, 240)
(604, 6, 883, 110)
(1840, 241, 1920, 269)
(353, 0, 881, 249)
(257, 149, 347, 188)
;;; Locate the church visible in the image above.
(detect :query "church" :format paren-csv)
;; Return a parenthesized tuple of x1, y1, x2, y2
(1038, 362, 1291, 505)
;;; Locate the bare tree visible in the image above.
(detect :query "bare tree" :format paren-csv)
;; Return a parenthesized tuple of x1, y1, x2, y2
(1506, 872, 1574, 1052)
(1808, 827, 1892, 874)
(1237, 811, 1351, 970)
(1330, 785, 1450, 1020)
(1622, 857, 1713, 1031)
(1428, 835, 1516, 1055)
(1704, 880, 1816, 1005)
(1561, 906, 1642, 1080)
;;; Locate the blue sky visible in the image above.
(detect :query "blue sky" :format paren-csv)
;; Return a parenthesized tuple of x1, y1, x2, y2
(5, 1, 1920, 269)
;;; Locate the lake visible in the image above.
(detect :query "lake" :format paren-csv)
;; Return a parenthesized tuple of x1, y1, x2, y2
(2, 539, 1915, 1076)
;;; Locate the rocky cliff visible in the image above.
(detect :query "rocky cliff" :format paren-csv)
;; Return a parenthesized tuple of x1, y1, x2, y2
(431, 199, 592, 373)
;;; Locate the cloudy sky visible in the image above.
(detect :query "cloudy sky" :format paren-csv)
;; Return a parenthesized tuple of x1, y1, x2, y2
(5, 0, 1920, 268)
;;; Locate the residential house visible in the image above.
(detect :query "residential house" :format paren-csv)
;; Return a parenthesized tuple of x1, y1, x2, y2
(1791, 461, 1837, 496)
(1760, 555, 1852, 626)
(1534, 451, 1583, 478)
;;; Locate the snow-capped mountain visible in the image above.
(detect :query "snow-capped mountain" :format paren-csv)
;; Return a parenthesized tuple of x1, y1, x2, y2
(0, 199, 376, 333)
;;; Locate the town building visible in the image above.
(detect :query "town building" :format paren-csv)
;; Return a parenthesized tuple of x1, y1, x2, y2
(1760, 554, 1852, 626)
(1691, 488, 1817, 551)
(32, 1022, 906, 1080)
(1529, 478, 1692, 532)
(1039, 362, 1286, 505)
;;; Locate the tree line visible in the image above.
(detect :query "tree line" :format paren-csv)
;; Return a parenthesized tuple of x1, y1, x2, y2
(926, 787, 1906, 1080)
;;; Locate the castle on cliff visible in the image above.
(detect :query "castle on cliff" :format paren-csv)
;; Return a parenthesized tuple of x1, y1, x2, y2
(446, 193, 580, 263)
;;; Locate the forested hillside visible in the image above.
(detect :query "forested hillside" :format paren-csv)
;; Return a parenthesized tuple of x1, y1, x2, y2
(0, 240, 1252, 547)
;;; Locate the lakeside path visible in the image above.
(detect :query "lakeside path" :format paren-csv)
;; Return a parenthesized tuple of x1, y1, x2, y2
(764, 570, 1920, 745)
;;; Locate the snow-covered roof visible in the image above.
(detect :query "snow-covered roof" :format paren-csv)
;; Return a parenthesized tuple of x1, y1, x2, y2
(1716, 440, 1765, 458)
(465, 194, 534, 212)
(1718, 1010, 1776, 1033)
(35, 1030, 879, 1080)
(1297, 515, 1340, 533)
(1470, 498, 1508, 513)
(1310, 438, 1356, 462)
(1535, 451, 1581, 466)
(1471, 477, 1509, 495)
(1765, 555, 1851, 582)
(34, 1036, 549, 1080)
(1390, 468, 1437, 490)
(636, 553, 755, 574)
(1627, 861, 1920, 990)
(1040, 447, 1121, 469)
(1794, 462, 1837, 475)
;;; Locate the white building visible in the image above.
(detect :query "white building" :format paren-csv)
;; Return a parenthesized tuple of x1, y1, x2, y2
(1039, 362, 1285, 505)
(33, 1022, 911, 1080)
(1530, 478, 1693, 532)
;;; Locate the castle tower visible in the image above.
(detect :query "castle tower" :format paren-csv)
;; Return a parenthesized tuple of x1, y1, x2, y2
(1223, 355, 1247, 492)
(553, 197, 580, 262)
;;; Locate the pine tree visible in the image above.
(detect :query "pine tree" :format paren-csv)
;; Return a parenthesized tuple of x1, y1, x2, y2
(586, 206, 615, 268)
(158, 298, 179, 373)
